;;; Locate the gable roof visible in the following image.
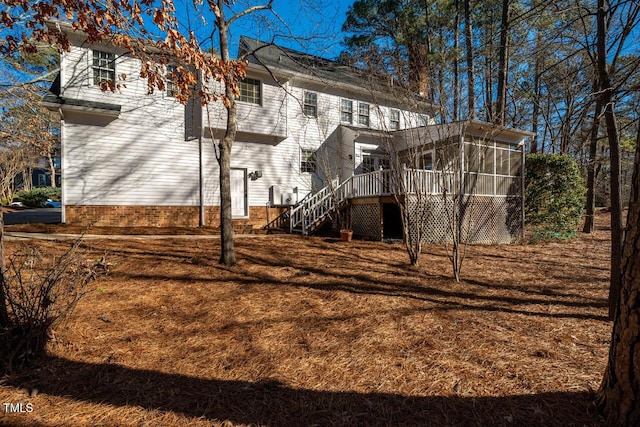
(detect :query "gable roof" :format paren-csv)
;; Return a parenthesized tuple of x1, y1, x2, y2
(240, 37, 372, 88)
(239, 37, 438, 112)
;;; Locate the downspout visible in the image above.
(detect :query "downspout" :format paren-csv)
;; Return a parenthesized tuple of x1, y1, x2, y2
(59, 46, 66, 224)
(520, 140, 526, 242)
(199, 135, 204, 227)
(59, 107, 66, 224)
(197, 70, 205, 227)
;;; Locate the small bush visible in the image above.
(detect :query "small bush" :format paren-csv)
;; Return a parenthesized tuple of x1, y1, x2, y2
(0, 242, 109, 372)
(15, 187, 61, 208)
(525, 154, 586, 242)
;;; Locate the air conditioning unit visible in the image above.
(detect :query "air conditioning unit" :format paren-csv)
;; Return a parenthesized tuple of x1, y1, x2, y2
(282, 192, 296, 205)
(270, 185, 297, 206)
(269, 185, 282, 206)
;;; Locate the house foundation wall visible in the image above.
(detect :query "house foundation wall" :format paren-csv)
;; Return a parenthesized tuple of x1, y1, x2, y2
(64, 205, 286, 229)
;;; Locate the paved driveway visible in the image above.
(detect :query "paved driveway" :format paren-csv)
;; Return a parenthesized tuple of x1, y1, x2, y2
(4, 208, 62, 225)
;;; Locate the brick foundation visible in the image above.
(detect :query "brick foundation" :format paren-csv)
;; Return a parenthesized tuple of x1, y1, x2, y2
(65, 205, 286, 230)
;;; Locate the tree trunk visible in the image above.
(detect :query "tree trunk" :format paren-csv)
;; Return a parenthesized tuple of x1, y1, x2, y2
(48, 152, 56, 188)
(495, 0, 510, 125)
(464, 0, 475, 119)
(596, 112, 640, 426)
(216, 4, 237, 266)
(531, 31, 541, 154)
(597, 0, 623, 319)
(583, 81, 603, 234)
(485, 55, 493, 122)
(606, 99, 623, 319)
(453, 0, 460, 121)
(0, 206, 6, 327)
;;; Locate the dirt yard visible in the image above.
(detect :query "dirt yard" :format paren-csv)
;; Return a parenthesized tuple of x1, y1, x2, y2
(0, 216, 612, 426)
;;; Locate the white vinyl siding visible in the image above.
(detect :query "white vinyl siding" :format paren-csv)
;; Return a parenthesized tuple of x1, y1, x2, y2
(200, 74, 287, 140)
(61, 44, 445, 211)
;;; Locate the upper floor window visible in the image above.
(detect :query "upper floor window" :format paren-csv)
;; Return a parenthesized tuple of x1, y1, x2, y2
(358, 102, 370, 126)
(303, 91, 317, 117)
(390, 109, 400, 130)
(166, 65, 177, 97)
(239, 78, 261, 105)
(340, 99, 353, 123)
(92, 50, 115, 86)
(300, 149, 317, 173)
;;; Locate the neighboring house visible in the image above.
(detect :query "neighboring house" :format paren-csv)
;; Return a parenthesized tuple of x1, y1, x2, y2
(13, 159, 61, 191)
(44, 23, 533, 242)
(31, 166, 60, 188)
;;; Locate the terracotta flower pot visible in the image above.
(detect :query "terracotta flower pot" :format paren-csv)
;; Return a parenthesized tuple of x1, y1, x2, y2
(340, 229, 353, 241)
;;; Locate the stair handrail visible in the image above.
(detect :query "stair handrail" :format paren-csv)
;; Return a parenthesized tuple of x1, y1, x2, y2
(290, 176, 352, 235)
(288, 169, 396, 235)
(263, 190, 314, 231)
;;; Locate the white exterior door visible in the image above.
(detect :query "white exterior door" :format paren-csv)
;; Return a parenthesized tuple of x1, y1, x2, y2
(230, 168, 248, 218)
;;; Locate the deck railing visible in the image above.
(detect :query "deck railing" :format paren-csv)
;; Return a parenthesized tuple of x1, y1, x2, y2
(288, 169, 522, 235)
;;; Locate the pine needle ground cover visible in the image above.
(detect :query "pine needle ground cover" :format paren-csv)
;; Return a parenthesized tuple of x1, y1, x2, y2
(0, 215, 610, 426)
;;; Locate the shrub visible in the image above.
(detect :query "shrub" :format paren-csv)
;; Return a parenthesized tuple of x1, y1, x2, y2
(0, 241, 109, 372)
(525, 153, 586, 242)
(15, 187, 61, 208)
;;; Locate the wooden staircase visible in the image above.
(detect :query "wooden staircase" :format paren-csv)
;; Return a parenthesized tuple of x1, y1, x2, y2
(264, 177, 351, 235)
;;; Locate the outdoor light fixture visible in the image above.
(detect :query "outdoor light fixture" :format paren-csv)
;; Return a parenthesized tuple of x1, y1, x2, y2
(249, 170, 263, 180)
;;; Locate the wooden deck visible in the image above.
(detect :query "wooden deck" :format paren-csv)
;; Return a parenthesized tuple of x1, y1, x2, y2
(285, 169, 523, 236)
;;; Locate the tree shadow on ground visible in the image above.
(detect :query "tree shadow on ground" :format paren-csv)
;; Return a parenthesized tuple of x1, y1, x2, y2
(235, 252, 609, 322)
(9, 356, 603, 427)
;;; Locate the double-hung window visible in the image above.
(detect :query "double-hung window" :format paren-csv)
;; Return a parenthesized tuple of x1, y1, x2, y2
(303, 91, 317, 117)
(390, 109, 400, 130)
(239, 78, 261, 105)
(92, 50, 115, 86)
(358, 102, 370, 126)
(300, 149, 317, 173)
(166, 65, 177, 97)
(340, 99, 353, 123)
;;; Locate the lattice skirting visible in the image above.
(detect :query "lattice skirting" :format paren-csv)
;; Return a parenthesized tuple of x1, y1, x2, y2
(405, 195, 522, 244)
(345, 195, 521, 244)
(350, 204, 381, 240)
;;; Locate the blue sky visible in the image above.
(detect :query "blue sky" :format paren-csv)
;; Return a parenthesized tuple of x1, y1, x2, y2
(221, 0, 354, 60)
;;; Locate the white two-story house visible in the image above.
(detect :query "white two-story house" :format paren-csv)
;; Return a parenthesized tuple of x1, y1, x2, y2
(44, 23, 533, 243)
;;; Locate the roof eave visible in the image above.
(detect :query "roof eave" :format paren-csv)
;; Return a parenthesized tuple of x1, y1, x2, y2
(43, 94, 121, 118)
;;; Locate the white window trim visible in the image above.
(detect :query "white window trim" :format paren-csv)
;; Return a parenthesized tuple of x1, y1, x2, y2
(358, 102, 370, 126)
(303, 91, 318, 118)
(300, 148, 317, 174)
(340, 98, 353, 124)
(238, 77, 262, 106)
(166, 65, 177, 98)
(390, 109, 400, 130)
(91, 49, 116, 87)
